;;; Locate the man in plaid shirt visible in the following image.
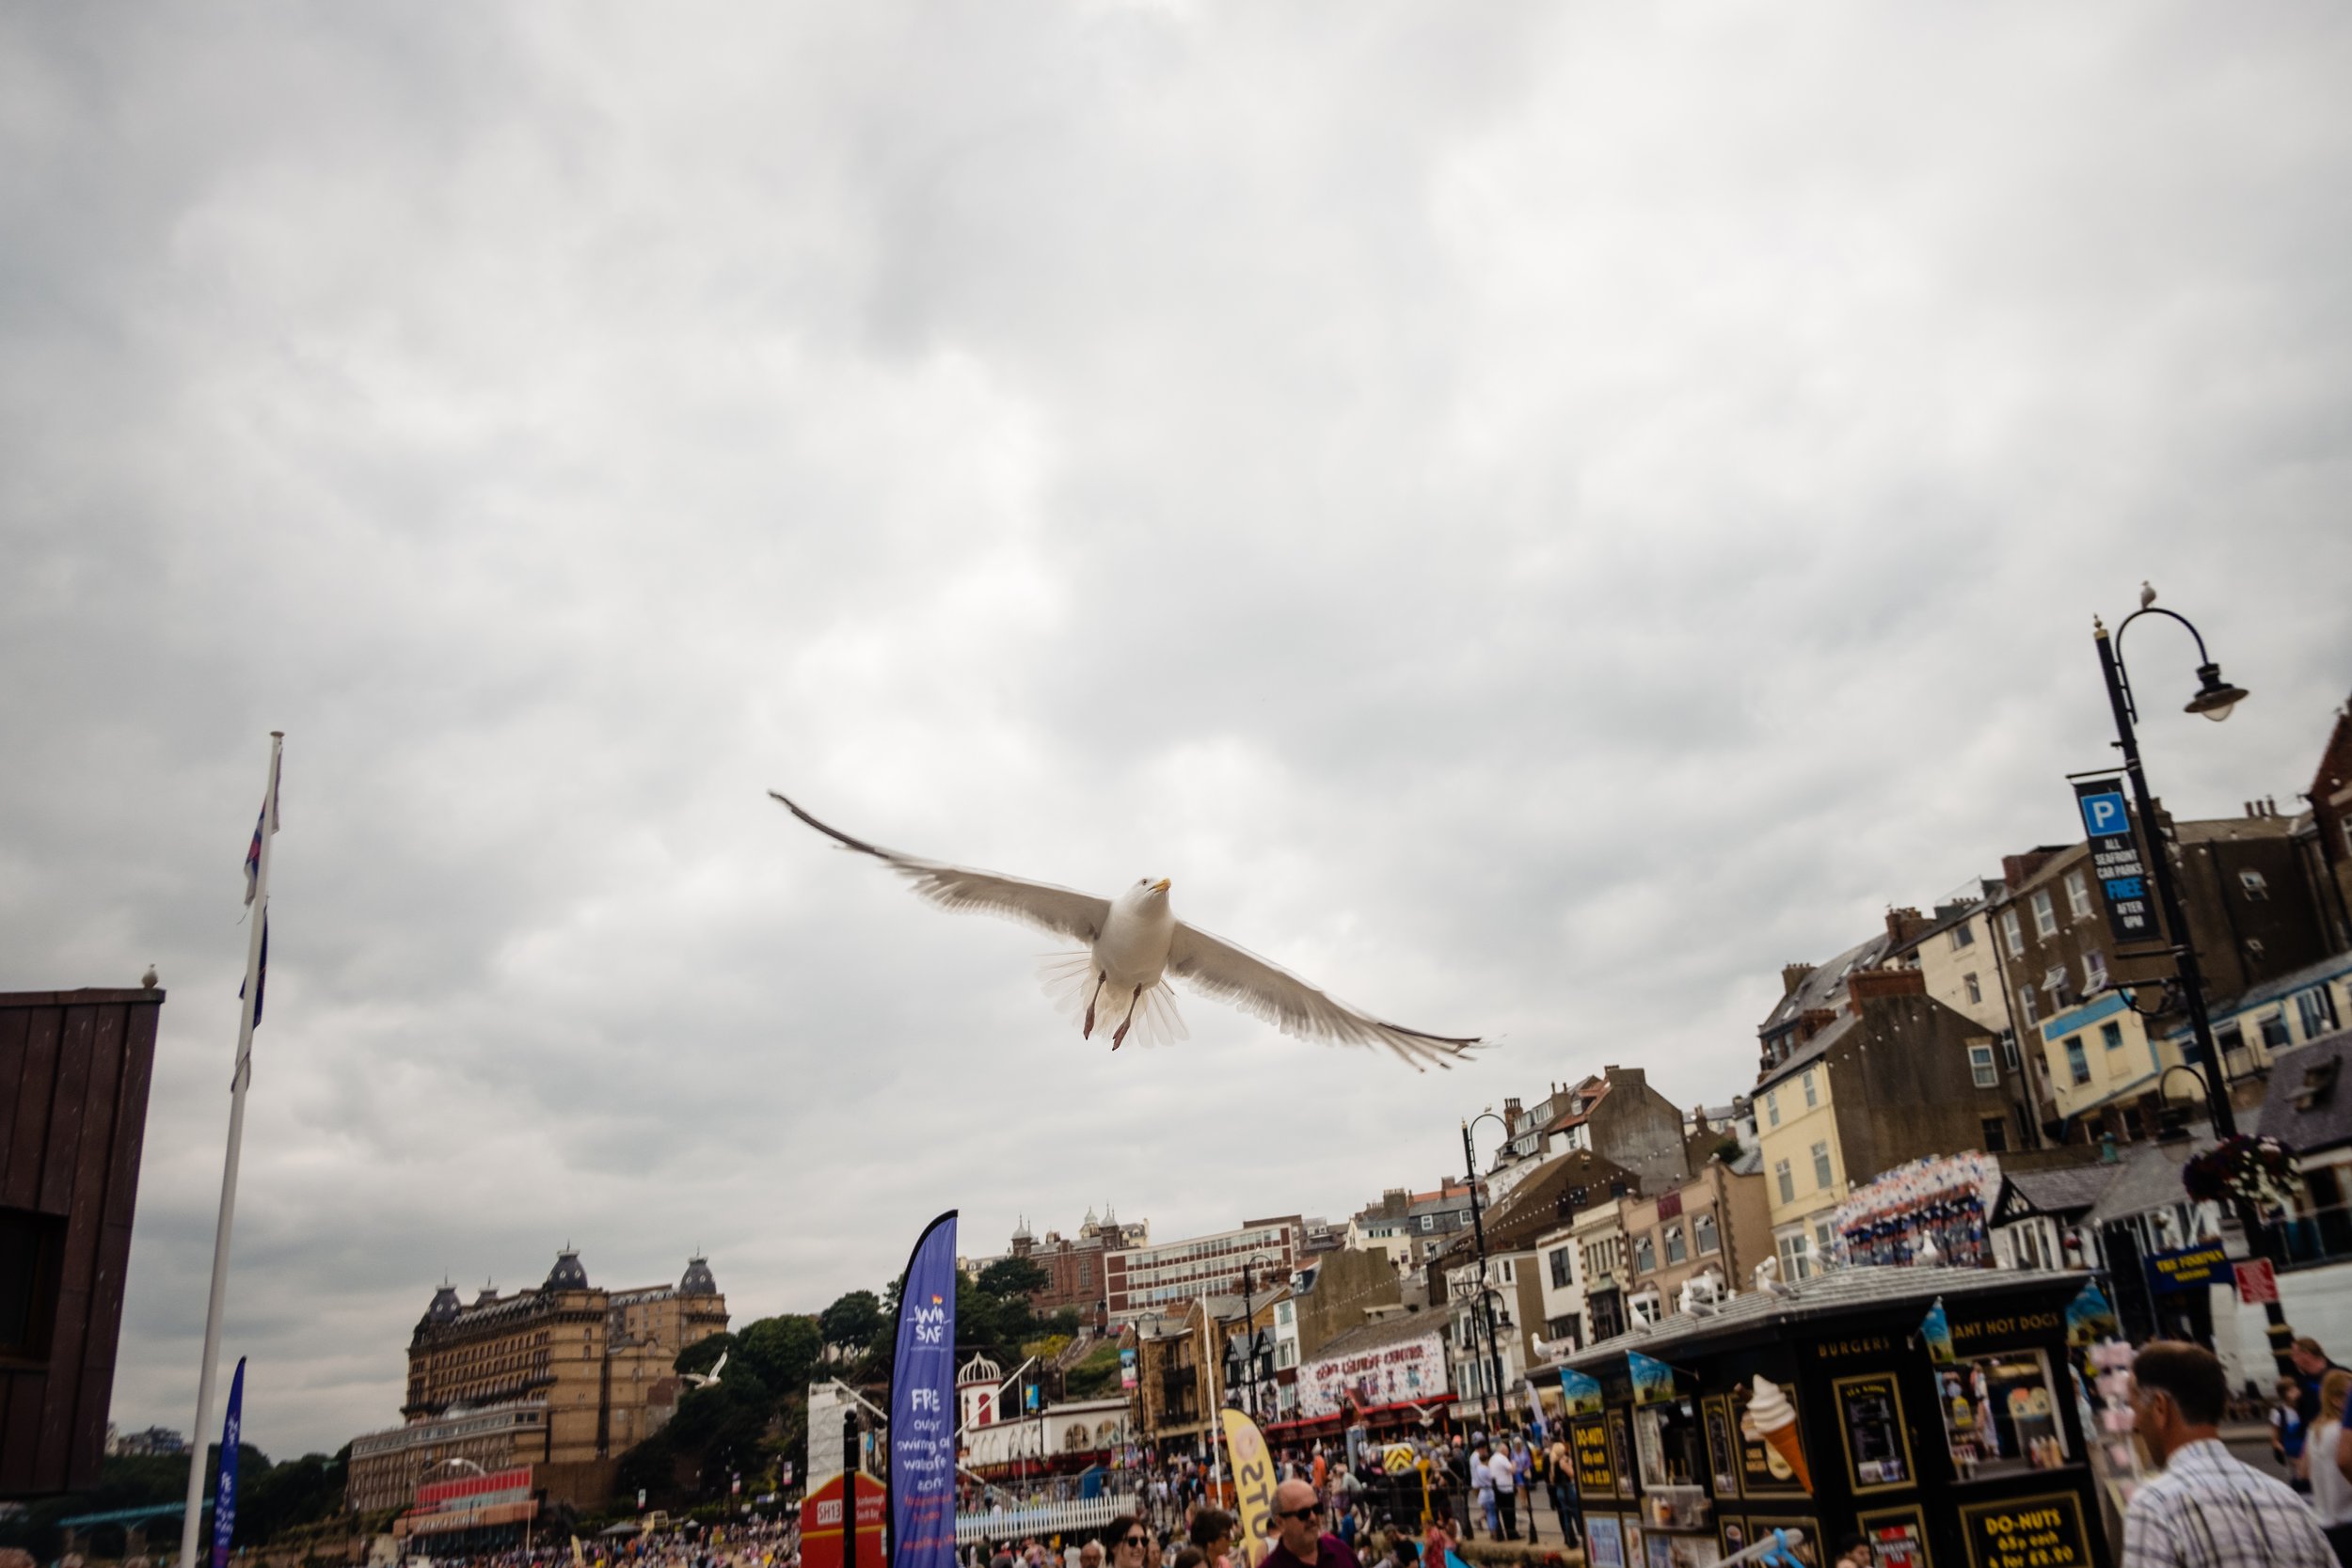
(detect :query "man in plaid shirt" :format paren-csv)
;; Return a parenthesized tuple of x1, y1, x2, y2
(2123, 1341, 2333, 1568)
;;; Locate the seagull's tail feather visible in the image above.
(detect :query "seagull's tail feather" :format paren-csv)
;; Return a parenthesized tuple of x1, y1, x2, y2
(1128, 981, 1189, 1049)
(1037, 951, 1100, 1024)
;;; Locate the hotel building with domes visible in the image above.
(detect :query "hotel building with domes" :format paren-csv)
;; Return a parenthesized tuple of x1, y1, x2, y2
(345, 1247, 728, 1516)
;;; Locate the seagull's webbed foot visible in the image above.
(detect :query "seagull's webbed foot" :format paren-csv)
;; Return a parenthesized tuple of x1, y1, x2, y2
(1111, 984, 1143, 1049)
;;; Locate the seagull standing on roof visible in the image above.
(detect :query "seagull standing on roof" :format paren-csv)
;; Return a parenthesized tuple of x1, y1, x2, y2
(768, 791, 1484, 1069)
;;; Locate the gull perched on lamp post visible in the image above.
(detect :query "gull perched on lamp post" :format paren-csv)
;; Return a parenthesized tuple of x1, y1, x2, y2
(769, 791, 1483, 1070)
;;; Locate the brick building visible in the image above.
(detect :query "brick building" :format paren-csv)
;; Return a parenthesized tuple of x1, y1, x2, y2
(346, 1250, 726, 1514)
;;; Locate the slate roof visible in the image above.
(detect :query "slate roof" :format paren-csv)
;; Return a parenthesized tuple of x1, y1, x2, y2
(1760, 934, 1891, 1037)
(1994, 1164, 2119, 1221)
(1755, 1010, 1859, 1095)
(2082, 1137, 2217, 1227)
(2188, 953, 2352, 1031)
(1549, 1263, 2090, 1371)
(2258, 1031, 2352, 1155)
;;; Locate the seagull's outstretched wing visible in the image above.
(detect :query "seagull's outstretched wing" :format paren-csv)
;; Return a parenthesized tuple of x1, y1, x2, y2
(1165, 921, 1480, 1071)
(770, 791, 1111, 944)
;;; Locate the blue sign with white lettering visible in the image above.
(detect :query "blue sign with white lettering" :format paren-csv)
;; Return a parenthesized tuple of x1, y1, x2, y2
(889, 1211, 959, 1568)
(2078, 788, 2130, 839)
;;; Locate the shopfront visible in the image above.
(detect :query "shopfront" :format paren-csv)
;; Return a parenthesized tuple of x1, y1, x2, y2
(1549, 1265, 2106, 1568)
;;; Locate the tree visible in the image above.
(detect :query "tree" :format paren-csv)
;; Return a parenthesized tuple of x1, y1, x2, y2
(736, 1315, 823, 1394)
(819, 1290, 883, 1354)
(676, 1332, 734, 1377)
(975, 1257, 1048, 1301)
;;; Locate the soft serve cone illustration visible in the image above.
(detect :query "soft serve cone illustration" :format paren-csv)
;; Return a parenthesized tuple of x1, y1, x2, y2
(1742, 1376, 1811, 1495)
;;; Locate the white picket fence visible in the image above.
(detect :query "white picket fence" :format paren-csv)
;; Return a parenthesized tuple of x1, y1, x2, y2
(955, 1494, 1141, 1546)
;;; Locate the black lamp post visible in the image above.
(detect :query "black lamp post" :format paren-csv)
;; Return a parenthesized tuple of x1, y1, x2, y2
(1461, 1114, 1511, 1433)
(2092, 599, 2290, 1373)
(1237, 1251, 1279, 1421)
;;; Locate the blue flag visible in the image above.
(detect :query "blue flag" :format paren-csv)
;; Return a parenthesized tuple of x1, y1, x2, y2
(889, 1212, 958, 1568)
(213, 1357, 246, 1568)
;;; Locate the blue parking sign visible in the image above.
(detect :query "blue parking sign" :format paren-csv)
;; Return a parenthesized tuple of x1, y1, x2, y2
(2078, 788, 2129, 839)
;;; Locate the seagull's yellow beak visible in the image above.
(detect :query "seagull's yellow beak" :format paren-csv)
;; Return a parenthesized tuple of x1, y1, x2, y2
(1152, 878, 1171, 894)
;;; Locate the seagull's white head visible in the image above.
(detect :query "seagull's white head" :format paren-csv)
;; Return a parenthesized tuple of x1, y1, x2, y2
(1135, 877, 1171, 900)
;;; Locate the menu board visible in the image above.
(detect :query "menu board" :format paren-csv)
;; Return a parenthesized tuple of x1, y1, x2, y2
(1574, 1416, 1618, 1497)
(1833, 1374, 1914, 1492)
(1958, 1493, 2092, 1568)
(1728, 1381, 1808, 1496)
(1857, 1507, 1931, 1568)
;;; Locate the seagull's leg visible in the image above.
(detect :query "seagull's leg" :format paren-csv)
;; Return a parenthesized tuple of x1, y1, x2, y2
(1083, 972, 1106, 1038)
(1111, 985, 1144, 1049)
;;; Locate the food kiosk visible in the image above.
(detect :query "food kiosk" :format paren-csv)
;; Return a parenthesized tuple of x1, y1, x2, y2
(1549, 1264, 2107, 1568)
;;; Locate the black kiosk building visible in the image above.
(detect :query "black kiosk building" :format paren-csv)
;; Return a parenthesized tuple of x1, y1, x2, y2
(1552, 1265, 2107, 1568)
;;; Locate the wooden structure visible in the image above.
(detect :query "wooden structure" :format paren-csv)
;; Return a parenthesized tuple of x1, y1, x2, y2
(1, 987, 165, 1496)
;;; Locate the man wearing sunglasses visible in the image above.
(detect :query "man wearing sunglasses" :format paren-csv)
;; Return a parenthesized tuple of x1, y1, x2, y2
(1259, 1480, 1361, 1568)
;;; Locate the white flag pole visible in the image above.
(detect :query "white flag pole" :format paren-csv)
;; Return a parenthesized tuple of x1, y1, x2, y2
(178, 731, 282, 1568)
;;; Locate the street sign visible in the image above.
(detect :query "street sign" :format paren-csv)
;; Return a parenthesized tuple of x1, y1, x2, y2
(2234, 1258, 2279, 1305)
(2074, 780, 2165, 946)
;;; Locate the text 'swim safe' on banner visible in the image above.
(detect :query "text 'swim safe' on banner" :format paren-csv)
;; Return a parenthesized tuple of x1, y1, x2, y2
(891, 1212, 959, 1568)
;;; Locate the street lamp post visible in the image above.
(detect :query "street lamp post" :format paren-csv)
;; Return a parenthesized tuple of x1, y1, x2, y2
(2091, 601, 2290, 1374)
(1461, 1115, 1511, 1434)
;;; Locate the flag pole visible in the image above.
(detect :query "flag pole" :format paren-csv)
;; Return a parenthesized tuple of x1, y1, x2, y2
(178, 732, 282, 1568)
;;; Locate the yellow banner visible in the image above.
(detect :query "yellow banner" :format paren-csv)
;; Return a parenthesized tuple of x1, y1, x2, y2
(1220, 1408, 1280, 1567)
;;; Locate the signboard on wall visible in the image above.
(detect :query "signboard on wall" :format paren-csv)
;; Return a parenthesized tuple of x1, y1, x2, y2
(1295, 1329, 1447, 1418)
(2144, 1243, 2232, 1296)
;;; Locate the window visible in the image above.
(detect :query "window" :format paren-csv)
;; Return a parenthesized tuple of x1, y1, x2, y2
(2240, 870, 2269, 901)
(1814, 1219, 1837, 1264)
(1969, 1042, 1999, 1087)
(2032, 889, 2058, 938)
(1811, 1141, 1834, 1189)
(1692, 1212, 1720, 1255)
(1803, 1070, 1819, 1109)
(2261, 1013, 2293, 1052)
(1765, 1091, 1780, 1127)
(1633, 1234, 1657, 1275)
(2001, 1033, 2020, 1070)
(2066, 870, 2093, 920)
(1663, 1225, 1688, 1265)
(1500, 1259, 1516, 1284)
(1420, 1214, 1433, 1231)
(1775, 1160, 1795, 1205)
(2002, 909, 2024, 956)
(1950, 923, 1976, 951)
(1980, 1115, 2009, 1153)
(2042, 964, 2070, 1004)
(2083, 950, 2108, 993)
(2018, 985, 2040, 1026)
(2065, 1037, 2090, 1085)
(1964, 972, 1983, 1006)
(1776, 1230, 1813, 1282)
(2298, 987, 2340, 1040)
(2101, 1020, 2122, 1051)
(1549, 1246, 1574, 1288)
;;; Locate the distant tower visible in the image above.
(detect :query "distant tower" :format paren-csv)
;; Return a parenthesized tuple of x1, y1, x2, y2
(959, 1351, 1003, 1430)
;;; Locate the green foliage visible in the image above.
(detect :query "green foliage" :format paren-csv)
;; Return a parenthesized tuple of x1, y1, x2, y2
(736, 1314, 823, 1392)
(1710, 1136, 1742, 1164)
(613, 1430, 681, 1511)
(0, 1443, 350, 1562)
(675, 1331, 734, 1377)
(1061, 1341, 1122, 1400)
(975, 1256, 1049, 1300)
(819, 1290, 884, 1352)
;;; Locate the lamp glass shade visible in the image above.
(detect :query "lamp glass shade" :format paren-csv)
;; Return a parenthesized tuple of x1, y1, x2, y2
(2185, 663, 2248, 721)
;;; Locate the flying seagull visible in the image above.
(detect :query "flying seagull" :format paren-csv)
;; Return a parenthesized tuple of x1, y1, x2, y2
(768, 791, 1482, 1069)
(681, 1350, 727, 1390)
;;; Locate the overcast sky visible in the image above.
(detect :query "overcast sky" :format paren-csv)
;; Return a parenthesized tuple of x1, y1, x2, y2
(5, 3, 2350, 1462)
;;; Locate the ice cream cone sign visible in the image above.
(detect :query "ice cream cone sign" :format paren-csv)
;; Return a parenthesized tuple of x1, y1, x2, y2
(1740, 1377, 1812, 1496)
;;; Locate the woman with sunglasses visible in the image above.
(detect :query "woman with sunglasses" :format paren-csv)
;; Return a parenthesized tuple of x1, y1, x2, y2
(1105, 1518, 1157, 1568)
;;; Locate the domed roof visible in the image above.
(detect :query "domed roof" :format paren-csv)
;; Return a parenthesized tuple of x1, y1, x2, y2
(545, 1249, 589, 1291)
(679, 1256, 719, 1296)
(425, 1283, 463, 1324)
(958, 1351, 1001, 1386)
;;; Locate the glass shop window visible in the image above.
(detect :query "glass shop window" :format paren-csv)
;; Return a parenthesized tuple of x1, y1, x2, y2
(1633, 1399, 1708, 1490)
(1936, 1348, 2071, 1478)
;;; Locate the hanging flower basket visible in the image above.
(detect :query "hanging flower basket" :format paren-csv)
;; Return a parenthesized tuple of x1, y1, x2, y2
(2181, 1135, 2303, 1212)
